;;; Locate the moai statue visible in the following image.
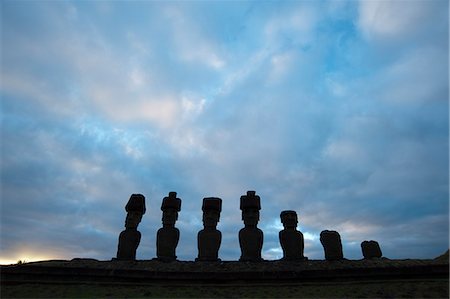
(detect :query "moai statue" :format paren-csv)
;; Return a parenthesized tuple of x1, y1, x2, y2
(279, 210, 307, 261)
(156, 192, 181, 262)
(320, 230, 344, 261)
(361, 240, 382, 259)
(116, 194, 146, 260)
(239, 191, 264, 262)
(196, 197, 222, 262)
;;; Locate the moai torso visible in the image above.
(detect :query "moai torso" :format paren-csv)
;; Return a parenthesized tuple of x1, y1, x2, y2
(239, 227, 263, 261)
(157, 226, 180, 260)
(116, 194, 146, 260)
(279, 210, 306, 261)
(156, 192, 181, 262)
(117, 229, 141, 260)
(361, 240, 382, 259)
(320, 230, 344, 261)
(197, 197, 222, 261)
(239, 191, 264, 262)
(198, 229, 222, 261)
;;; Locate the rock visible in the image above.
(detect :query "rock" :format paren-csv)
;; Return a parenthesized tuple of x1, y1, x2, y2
(320, 230, 344, 261)
(361, 240, 382, 259)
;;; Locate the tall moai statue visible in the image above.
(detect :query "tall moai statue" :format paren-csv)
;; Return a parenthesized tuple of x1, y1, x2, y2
(320, 230, 344, 261)
(156, 192, 181, 262)
(116, 194, 146, 260)
(361, 240, 382, 259)
(279, 210, 307, 261)
(196, 197, 222, 262)
(239, 190, 264, 262)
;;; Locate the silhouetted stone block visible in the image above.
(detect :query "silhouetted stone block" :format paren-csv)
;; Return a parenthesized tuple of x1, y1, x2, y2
(320, 230, 344, 261)
(116, 194, 146, 260)
(361, 240, 382, 259)
(239, 191, 263, 262)
(196, 197, 222, 262)
(157, 192, 181, 262)
(279, 210, 307, 261)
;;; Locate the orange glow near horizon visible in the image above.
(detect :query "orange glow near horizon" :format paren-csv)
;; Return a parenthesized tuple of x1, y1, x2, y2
(0, 251, 66, 265)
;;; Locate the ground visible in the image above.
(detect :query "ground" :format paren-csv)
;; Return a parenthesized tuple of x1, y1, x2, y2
(1, 257, 448, 298)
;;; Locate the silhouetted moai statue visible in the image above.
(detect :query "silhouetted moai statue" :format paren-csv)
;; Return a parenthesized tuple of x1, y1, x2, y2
(239, 191, 264, 262)
(320, 230, 344, 261)
(361, 240, 382, 259)
(116, 194, 146, 260)
(156, 192, 181, 262)
(279, 210, 307, 261)
(196, 197, 222, 262)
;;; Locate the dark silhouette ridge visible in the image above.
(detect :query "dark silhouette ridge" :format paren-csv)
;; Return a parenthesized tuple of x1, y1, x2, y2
(279, 210, 308, 261)
(196, 197, 222, 262)
(239, 191, 264, 262)
(361, 240, 383, 259)
(320, 230, 344, 261)
(156, 192, 181, 262)
(116, 194, 146, 260)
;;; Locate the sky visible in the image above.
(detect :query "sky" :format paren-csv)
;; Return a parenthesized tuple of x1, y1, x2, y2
(0, 0, 448, 264)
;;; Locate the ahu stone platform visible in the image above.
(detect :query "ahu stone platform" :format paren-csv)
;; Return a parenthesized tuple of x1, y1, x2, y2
(1, 258, 448, 285)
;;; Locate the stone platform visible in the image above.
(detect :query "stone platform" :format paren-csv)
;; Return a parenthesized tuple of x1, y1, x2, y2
(1, 258, 448, 285)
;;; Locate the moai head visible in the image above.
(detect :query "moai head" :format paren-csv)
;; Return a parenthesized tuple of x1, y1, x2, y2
(124, 194, 146, 229)
(161, 192, 181, 226)
(240, 191, 261, 227)
(202, 197, 222, 229)
(280, 210, 298, 230)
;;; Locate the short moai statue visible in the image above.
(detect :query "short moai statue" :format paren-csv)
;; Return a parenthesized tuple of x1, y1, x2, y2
(156, 192, 181, 262)
(361, 240, 382, 259)
(239, 191, 264, 262)
(320, 230, 344, 261)
(279, 210, 307, 261)
(196, 197, 222, 262)
(116, 194, 146, 260)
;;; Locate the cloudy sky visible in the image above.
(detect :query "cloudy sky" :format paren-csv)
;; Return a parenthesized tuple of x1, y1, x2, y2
(1, 0, 448, 264)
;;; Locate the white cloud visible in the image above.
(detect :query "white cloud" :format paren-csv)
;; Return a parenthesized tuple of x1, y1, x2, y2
(0, 71, 79, 117)
(378, 47, 448, 104)
(164, 6, 225, 70)
(358, 0, 440, 40)
(303, 232, 318, 241)
(216, 47, 271, 95)
(323, 140, 367, 162)
(336, 221, 381, 241)
(128, 67, 149, 87)
(263, 247, 283, 260)
(325, 74, 347, 97)
(264, 4, 318, 44)
(267, 51, 297, 83)
(181, 95, 206, 118)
